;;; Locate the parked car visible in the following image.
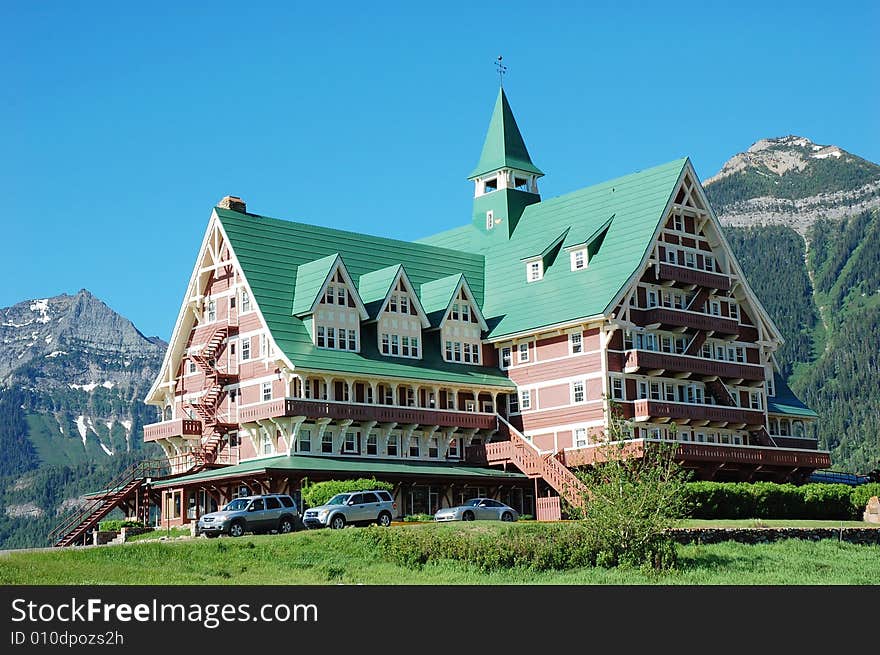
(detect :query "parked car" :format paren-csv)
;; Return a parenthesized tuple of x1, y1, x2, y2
(196, 494, 300, 537)
(434, 498, 518, 522)
(303, 490, 396, 529)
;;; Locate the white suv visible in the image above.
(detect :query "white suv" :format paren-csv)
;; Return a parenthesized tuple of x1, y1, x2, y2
(303, 490, 396, 529)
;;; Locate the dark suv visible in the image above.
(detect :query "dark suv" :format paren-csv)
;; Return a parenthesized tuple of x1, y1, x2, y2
(303, 490, 396, 529)
(196, 494, 300, 537)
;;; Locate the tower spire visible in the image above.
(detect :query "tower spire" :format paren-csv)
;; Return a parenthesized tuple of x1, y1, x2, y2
(495, 55, 507, 88)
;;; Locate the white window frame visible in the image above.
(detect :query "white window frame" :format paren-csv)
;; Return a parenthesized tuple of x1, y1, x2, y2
(569, 332, 583, 354)
(207, 299, 216, 322)
(261, 381, 272, 402)
(574, 428, 587, 448)
(240, 337, 251, 362)
(240, 290, 251, 312)
(572, 380, 585, 404)
(299, 429, 311, 453)
(527, 260, 543, 282)
(518, 342, 530, 363)
(570, 249, 586, 271)
(519, 390, 531, 411)
(344, 431, 358, 453)
(500, 347, 511, 369)
(611, 377, 624, 400)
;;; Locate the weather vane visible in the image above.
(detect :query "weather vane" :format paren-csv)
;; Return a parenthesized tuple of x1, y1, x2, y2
(495, 55, 507, 87)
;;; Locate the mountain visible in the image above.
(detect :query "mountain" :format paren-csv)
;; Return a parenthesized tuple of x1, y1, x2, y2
(0, 290, 165, 547)
(706, 137, 880, 476)
(705, 135, 880, 234)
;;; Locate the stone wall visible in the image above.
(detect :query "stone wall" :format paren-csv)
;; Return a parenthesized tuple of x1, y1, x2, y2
(667, 527, 880, 546)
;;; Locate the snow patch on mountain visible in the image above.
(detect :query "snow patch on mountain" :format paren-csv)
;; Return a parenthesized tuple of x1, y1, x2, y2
(75, 416, 88, 445)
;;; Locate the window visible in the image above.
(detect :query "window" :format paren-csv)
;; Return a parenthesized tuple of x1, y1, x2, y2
(241, 338, 251, 361)
(710, 301, 721, 316)
(326, 327, 336, 349)
(366, 434, 377, 455)
(463, 343, 472, 363)
(261, 430, 274, 455)
(402, 336, 410, 357)
(409, 438, 420, 457)
(501, 347, 511, 369)
(486, 210, 494, 230)
(299, 429, 311, 453)
(650, 382, 661, 401)
(472, 344, 480, 364)
(729, 302, 739, 321)
(647, 290, 658, 308)
(428, 437, 439, 458)
(665, 383, 676, 402)
(571, 249, 586, 270)
(515, 177, 529, 191)
(188, 359, 197, 374)
(344, 432, 358, 453)
(519, 390, 531, 410)
(704, 255, 715, 272)
(673, 214, 684, 232)
(261, 381, 272, 402)
(453, 342, 461, 362)
(749, 391, 763, 410)
(400, 296, 409, 314)
(406, 387, 416, 407)
(461, 303, 470, 322)
(527, 260, 542, 282)
(572, 380, 585, 403)
(666, 248, 678, 264)
(389, 294, 398, 312)
(685, 251, 696, 269)
(411, 337, 419, 358)
(317, 326, 325, 347)
(387, 434, 399, 456)
(767, 377, 776, 397)
(508, 392, 519, 413)
(338, 328, 347, 350)
(348, 330, 357, 351)
(381, 334, 390, 354)
(518, 342, 529, 363)
(325, 286, 334, 304)
(611, 377, 624, 400)
(207, 299, 216, 322)
(570, 332, 583, 354)
(260, 333, 267, 357)
(451, 303, 460, 321)
(241, 290, 251, 312)
(321, 432, 333, 453)
(445, 341, 453, 361)
(574, 428, 587, 448)
(391, 334, 399, 356)
(484, 178, 497, 193)
(448, 438, 459, 458)
(337, 286, 346, 306)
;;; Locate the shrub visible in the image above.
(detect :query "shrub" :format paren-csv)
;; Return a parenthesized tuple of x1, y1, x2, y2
(402, 514, 434, 522)
(300, 478, 393, 509)
(684, 482, 869, 520)
(98, 519, 144, 532)
(851, 483, 880, 517)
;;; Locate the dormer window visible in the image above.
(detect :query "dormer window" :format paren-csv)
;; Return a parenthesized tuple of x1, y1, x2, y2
(570, 249, 586, 271)
(527, 260, 543, 282)
(486, 210, 494, 230)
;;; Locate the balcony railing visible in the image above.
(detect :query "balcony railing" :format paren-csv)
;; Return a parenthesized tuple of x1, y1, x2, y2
(657, 262, 731, 291)
(143, 419, 203, 442)
(629, 399, 765, 426)
(623, 349, 765, 381)
(561, 438, 830, 469)
(630, 306, 739, 335)
(238, 398, 497, 430)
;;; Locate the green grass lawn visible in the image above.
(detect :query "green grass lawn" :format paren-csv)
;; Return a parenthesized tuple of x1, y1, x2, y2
(125, 527, 191, 542)
(1, 523, 878, 585)
(677, 519, 878, 528)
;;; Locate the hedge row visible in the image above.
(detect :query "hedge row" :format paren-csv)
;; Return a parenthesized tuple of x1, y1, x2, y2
(98, 519, 144, 532)
(684, 482, 880, 520)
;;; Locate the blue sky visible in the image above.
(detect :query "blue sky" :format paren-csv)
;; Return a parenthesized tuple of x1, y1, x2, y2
(4, 1, 878, 340)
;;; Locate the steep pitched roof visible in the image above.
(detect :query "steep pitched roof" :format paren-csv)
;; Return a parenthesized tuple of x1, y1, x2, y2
(357, 264, 402, 317)
(468, 88, 544, 179)
(291, 253, 338, 315)
(216, 208, 511, 388)
(422, 157, 689, 339)
(767, 373, 819, 418)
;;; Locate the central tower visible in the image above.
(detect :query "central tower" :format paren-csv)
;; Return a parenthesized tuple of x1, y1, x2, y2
(469, 87, 544, 238)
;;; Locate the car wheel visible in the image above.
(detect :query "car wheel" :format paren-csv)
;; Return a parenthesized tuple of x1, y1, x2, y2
(501, 511, 514, 522)
(279, 517, 295, 534)
(377, 512, 392, 527)
(462, 511, 475, 521)
(229, 521, 246, 537)
(329, 515, 346, 530)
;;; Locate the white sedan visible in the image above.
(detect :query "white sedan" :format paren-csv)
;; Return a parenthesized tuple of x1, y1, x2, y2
(434, 498, 519, 522)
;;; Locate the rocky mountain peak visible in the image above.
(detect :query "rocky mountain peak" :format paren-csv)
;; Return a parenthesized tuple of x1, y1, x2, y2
(0, 291, 167, 387)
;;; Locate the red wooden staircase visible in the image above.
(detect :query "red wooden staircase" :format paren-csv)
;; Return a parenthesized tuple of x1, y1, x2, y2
(49, 459, 177, 547)
(705, 378, 776, 446)
(486, 415, 589, 515)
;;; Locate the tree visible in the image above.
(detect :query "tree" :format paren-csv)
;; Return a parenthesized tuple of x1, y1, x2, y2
(568, 401, 691, 570)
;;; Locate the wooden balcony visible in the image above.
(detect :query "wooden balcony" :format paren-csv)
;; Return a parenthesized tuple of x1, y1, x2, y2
(657, 262, 731, 291)
(630, 306, 739, 335)
(238, 398, 497, 430)
(623, 349, 765, 381)
(628, 399, 765, 426)
(143, 419, 203, 442)
(562, 439, 830, 470)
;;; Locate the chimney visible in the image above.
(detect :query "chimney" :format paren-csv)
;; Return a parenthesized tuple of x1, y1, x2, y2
(217, 195, 246, 213)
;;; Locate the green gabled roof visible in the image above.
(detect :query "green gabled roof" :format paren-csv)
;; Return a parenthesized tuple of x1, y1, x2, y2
(152, 454, 527, 488)
(217, 208, 512, 388)
(767, 373, 819, 419)
(422, 157, 689, 339)
(468, 88, 543, 180)
(357, 264, 402, 317)
(292, 253, 338, 315)
(523, 227, 570, 270)
(564, 214, 614, 250)
(419, 274, 463, 326)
